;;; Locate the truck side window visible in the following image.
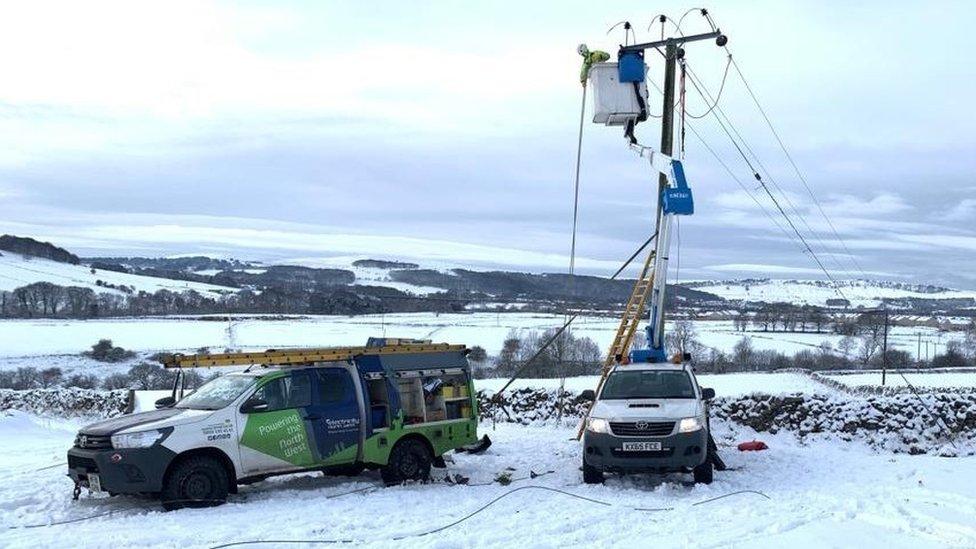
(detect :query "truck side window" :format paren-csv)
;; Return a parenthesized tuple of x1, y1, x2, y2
(252, 372, 312, 412)
(314, 369, 354, 405)
(288, 371, 313, 408)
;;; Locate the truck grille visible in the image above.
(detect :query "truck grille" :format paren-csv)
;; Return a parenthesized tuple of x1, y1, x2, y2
(68, 455, 98, 472)
(610, 421, 675, 437)
(74, 433, 112, 449)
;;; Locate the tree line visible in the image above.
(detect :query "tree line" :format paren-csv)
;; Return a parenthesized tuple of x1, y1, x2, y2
(0, 282, 466, 319)
(475, 318, 976, 378)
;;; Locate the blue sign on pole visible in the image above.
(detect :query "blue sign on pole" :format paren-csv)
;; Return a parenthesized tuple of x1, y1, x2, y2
(662, 160, 694, 215)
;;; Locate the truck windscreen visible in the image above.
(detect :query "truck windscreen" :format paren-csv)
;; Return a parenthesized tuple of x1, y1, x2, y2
(176, 375, 256, 410)
(600, 370, 696, 400)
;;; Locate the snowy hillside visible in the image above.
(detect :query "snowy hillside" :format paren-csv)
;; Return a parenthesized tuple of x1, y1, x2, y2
(0, 252, 236, 297)
(691, 278, 976, 308)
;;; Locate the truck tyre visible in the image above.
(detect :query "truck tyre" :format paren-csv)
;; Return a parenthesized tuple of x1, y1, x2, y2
(582, 458, 604, 484)
(693, 459, 713, 485)
(161, 455, 229, 511)
(381, 438, 432, 485)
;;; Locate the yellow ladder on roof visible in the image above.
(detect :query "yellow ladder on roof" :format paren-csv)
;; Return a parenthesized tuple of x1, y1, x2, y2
(576, 248, 657, 438)
(160, 343, 467, 369)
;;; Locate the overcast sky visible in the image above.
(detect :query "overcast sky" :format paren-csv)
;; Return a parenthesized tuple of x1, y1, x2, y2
(1, 1, 975, 287)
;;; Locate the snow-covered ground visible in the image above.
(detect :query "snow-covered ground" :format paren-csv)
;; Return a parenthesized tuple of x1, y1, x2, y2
(693, 279, 976, 308)
(0, 313, 962, 367)
(1, 410, 974, 548)
(823, 371, 976, 389)
(346, 264, 444, 295)
(0, 252, 236, 297)
(476, 372, 842, 398)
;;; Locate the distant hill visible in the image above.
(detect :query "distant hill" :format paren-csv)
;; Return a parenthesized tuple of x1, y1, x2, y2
(352, 259, 419, 269)
(0, 235, 80, 265)
(686, 278, 976, 309)
(5, 235, 975, 319)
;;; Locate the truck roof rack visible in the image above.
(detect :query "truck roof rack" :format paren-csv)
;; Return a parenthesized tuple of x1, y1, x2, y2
(160, 343, 467, 369)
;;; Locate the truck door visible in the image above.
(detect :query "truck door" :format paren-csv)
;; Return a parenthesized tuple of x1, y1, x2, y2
(306, 367, 363, 466)
(238, 371, 316, 475)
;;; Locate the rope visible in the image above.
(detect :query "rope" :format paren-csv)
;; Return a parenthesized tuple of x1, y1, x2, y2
(207, 486, 772, 548)
(5, 487, 377, 530)
(559, 83, 588, 422)
(493, 232, 656, 398)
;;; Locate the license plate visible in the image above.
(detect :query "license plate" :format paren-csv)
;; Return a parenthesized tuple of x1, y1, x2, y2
(621, 441, 662, 452)
(88, 474, 103, 493)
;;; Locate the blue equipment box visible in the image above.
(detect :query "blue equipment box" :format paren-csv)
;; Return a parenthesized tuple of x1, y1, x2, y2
(618, 50, 646, 82)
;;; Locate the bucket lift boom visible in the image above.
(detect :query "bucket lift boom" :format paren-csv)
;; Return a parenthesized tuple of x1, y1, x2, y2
(583, 27, 724, 366)
(629, 145, 693, 363)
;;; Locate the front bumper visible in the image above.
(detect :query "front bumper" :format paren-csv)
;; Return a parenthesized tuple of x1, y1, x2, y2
(583, 428, 708, 473)
(67, 445, 176, 494)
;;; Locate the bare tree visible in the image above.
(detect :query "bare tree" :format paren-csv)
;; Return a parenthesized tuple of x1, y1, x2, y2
(39, 367, 63, 388)
(854, 313, 886, 367)
(963, 320, 976, 359)
(733, 336, 755, 370)
(665, 320, 700, 359)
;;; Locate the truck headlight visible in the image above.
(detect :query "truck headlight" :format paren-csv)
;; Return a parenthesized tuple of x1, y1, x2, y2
(111, 429, 167, 449)
(587, 417, 609, 434)
(678, 417, 703, 433)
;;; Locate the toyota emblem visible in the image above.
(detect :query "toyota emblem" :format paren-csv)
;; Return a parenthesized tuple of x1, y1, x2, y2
(80, 435, 88, 447)
(635, 421, 650, 430)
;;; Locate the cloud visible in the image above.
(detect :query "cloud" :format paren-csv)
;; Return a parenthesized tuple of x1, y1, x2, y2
(946, 198, 976, 221)
(1, 2, 976, 289)
(822, 193, 912, 217)
(896, 234, 976, 252)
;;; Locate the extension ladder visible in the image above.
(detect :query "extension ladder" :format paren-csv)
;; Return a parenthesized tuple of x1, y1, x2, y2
(576, 247, 657, 437)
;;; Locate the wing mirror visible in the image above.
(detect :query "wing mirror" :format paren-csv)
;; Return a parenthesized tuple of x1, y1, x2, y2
(701, 388, 715, 400)
(579, 389, 596, 401)
(154, 396, 176, 409)
(240, 397, 269, 414)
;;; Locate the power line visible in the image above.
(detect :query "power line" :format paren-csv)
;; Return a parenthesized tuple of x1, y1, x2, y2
(683, 62, 851, 277)
(674, 61, 849, 301)
(683, 55, 732, 120)
(726, 55, 869, 278)
(680, 8, 869, 280)
(645, 76, 820, 308)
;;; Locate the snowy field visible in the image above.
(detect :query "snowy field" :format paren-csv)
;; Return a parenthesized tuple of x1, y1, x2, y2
(823, 372, 976, 389)
(693, 278, 976, 308)
(1, 411, 975, 548)
(475, 372, 842, 398)
(0, 313, 962, 365)
(0, 252, 235, 297)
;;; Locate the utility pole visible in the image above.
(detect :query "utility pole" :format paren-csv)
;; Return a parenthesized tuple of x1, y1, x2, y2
(881, 309, 889, 386)
(916, 332, 921, 370)
(653, 43, 678, 348)
(615, 29, 725, 359)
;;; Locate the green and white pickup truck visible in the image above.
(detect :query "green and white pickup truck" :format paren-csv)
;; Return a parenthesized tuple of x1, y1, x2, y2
(67, 342, 488, 510)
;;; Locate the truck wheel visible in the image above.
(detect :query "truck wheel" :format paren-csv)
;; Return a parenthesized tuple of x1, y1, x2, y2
(693, 459, 713, 485)
(381, 438, 432, 485)
(161, 456, 229, 511)
(582, 458, 604, 484)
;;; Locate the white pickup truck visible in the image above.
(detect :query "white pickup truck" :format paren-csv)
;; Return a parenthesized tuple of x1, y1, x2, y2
(580, 361, 716, 484)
